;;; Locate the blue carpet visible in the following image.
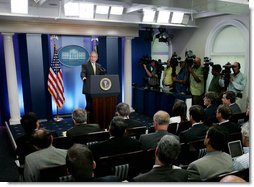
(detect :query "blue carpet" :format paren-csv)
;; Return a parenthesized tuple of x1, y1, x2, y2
(10, 112, 153, 140)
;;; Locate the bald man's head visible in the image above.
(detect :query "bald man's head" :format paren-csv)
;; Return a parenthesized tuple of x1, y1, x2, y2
(220, 175, 246, 183)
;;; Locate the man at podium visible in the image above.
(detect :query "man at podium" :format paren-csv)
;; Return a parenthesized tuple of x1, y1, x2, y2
(81, 51, 106, 111)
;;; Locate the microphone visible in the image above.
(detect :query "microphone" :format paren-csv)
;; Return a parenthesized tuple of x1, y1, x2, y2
(98, 64, 107, 74)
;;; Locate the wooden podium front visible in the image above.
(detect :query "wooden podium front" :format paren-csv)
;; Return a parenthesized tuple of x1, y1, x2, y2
(91, 96, 117, 130)
(85, 75, 120, 130)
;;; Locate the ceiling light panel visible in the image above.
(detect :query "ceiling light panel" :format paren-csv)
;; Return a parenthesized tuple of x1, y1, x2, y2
(142, 9, 155, 22)
(11, 0, 28, 14)
(157, 10, 170, 23)
(80, 3, 94, 19)
(171, 11, 184, 24)
(96, 5, 109, 14)
(110, 6, 124, 15)
(64, 2, 79, 17)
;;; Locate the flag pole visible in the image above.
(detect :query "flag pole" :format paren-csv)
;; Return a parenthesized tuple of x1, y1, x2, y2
(54, 106, 63, 122)
(49, 35, 64, 122)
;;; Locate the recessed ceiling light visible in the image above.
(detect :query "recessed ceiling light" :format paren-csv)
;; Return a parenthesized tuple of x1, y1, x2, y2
(64, 2, 79, 17)
(80, 3, 94, 19)
(171, 11, 184, 24)
(142, 9, 155, 22)
(110, 6, 124, 15)
(96, 5, 109, 14)
(157, 10, 170, 23)
(11, 0, 28, 14)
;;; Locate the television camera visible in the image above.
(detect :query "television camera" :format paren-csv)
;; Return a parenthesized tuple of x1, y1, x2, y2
(221, 62, 234, 89)
(185, 50, 196, 67)
(203, 57, 214, 80)
(171, 52, 181, 77)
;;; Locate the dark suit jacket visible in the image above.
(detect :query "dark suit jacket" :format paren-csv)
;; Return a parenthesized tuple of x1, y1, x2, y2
(66, 123, 102, 137)
(204, 104, 218, 126)
(139, 131, 179, 150)
(89, 136, 142, 159)
(179, 123, 208, 143)
(132, 165, 188, 182)
(229, 103, 242, 114)
(81, 61, 105, 94)
(16, 135, 37, 165)
(125, 119, 144, 128)
(217, 121, 240, 135)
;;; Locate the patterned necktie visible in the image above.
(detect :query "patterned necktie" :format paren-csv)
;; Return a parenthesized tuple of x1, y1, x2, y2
(92, 62, 96, 74)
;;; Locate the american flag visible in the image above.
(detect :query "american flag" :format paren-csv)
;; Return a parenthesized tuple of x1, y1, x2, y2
(48, 43, 65, 109)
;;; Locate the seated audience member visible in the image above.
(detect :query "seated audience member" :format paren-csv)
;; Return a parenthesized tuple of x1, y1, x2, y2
(220, 175, 246, 183)
(169, 100, 191, 135)
(216, 105, 240, 134)
(24, 128, 67, 182)
(132, 135, 188, 182)
(139, 110, 178, 150)
(16, 112, 40, 165)
(203, 92, 219, 127)
(187, 126, 232, 181)
(89, 116, 142, 159)
(222, 91, 242, 114)
(65, 144, 121, 182)
(115, 102, 143, 128)
(179, 105, 208, 143)
(232, 122, 249, 171)
(67, 108, 101, 137)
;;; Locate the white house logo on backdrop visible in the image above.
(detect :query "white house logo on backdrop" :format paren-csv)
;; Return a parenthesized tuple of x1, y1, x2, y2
(58, 45, 89, 67)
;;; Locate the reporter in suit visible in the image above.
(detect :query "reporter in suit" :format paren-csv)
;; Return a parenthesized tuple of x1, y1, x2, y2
(80, 51, 106, 111)
(66, 108, 102, 138)
(187, 126, 232, 181)
(139, 110, 179, 150)
(132, 135, 188, 182)
(179, 105, 208, 143)
(89, 116, 142, 159)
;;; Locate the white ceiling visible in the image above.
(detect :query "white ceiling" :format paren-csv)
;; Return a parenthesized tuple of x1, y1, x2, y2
(0, 0, 250, 29)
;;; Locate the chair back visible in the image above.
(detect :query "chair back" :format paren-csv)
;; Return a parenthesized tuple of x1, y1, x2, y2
(53, 136, 73, 149)
(39, 165, 68, 182)
(95, 150, 145, 180)
(125, 126, 147, 139)
(205, 168, 249, 182)
(71, 131, 110, 145)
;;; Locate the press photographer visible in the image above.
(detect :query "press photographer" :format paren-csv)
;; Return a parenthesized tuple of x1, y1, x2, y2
(219, 62, 246, 98)
(140, 56, 160, 88)
(185, 50, 196, 68)
(162, 52, 181, 91)
(189, 56, 204, 105)
(207, 63, 223, 97)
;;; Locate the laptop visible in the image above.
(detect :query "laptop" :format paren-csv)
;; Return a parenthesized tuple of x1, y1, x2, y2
(228, 140, 243, 159)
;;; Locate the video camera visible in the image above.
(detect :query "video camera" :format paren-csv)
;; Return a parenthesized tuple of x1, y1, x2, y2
(203, 57, 214, 80)
(185, 50, 196, 67)
(171, 52, 181, 76)
(221, 62, 233, 89)
(139, 55, 152, 65)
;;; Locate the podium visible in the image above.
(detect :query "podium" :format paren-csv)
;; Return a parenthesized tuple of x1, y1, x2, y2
(85, 75, 120, 129)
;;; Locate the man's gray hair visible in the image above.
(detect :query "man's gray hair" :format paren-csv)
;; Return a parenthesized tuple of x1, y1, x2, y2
(241, 121, 249, 138)
(153, 110, 170, 125)
(116, 102, 130, 117)
(157, 135, 181, 165)
(72, 108, 87, 124)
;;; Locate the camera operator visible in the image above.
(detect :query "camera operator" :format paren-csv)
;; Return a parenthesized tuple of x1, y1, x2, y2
(189, 57, 204, 105)
(208, 64, 223, 97)
(219, 62, 246, 98)
(162, 59, 173, 91)
(173, 60, 188, 94)
(143, 59, 160, 89)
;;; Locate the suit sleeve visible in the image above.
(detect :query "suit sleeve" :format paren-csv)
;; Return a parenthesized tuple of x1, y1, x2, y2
(81, 64, 87, 80)
(187, 163, 201, 181)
